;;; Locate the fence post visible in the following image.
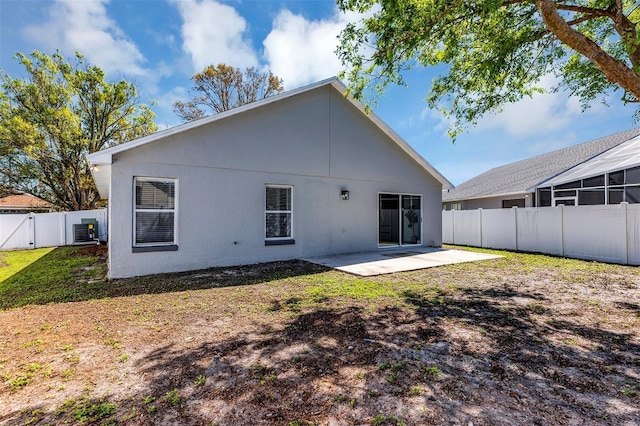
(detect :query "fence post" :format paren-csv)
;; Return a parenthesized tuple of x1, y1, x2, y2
(29, 213, 35, 249)
(622, 202, 629, 265)
(478, 208, 483, 248)
(559, 204, 565, 257)
(513, 206, 519, 251)
(451, 210, 456, 245)
(60, 214, 66, 248)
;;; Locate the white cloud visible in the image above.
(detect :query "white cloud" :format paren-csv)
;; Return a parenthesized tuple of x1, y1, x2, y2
(155, 85, 188, 114)
(172, 0, 258, 72)
(527, 132, 580, 155)
(264, 9, 363, 89)
(23, 0, 147, 77)
(419, 74, 613, 157)
(473, 75, 584, 138)
(420, 107, 452, 134)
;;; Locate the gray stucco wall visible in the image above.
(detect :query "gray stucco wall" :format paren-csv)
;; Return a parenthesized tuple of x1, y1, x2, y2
(443, 194, 533, 210)
(107, 86, 443, 278)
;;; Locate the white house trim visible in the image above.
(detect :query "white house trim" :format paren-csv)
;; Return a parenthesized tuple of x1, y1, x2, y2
(88, 78, 453, 199)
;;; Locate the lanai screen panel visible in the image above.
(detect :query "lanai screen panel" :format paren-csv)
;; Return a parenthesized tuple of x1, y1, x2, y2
(541, 136, 640, 187)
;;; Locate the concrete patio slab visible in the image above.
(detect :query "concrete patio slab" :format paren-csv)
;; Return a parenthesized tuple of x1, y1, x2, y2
(301, 247, 501, 276)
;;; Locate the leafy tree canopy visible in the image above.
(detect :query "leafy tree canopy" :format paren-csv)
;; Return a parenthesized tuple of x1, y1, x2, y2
(0, 185, 11, 198)
(174, 64, 284, 121)
(0, 50, 157, 210)
(337, 0, 640, 139)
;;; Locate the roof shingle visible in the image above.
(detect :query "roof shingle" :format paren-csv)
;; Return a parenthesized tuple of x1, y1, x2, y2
(443, 128, 640, 202)
(0, 194, 53, 209)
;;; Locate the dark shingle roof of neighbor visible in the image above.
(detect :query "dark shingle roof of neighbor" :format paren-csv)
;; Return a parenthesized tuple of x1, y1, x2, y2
(443, 127, 640, 202)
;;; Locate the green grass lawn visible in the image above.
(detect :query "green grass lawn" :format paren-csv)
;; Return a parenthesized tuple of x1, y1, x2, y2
(1, 244, 639, 425)
(0, 247, 54, 281)
(1, 244, 636, 312)
(0, 246, 108, 310)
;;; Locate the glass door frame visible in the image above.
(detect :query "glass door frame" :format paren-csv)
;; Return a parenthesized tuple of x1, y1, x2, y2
(377, 192, 423, 248)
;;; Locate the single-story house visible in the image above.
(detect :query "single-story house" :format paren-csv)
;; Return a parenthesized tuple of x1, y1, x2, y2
(0, 193, 54, 214)
(88, 78, 453, 279)
(442, 128, 640, 210)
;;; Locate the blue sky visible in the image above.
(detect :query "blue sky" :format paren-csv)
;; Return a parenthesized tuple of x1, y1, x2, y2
(1, 0, 638, 185)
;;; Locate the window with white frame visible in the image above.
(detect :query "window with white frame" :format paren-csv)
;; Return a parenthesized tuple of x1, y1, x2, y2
(133, 177, 177, 247)
(265, 185, 292, 241)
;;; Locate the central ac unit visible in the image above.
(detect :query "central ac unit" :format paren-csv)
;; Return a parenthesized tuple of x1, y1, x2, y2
(73, 223, 97, 244)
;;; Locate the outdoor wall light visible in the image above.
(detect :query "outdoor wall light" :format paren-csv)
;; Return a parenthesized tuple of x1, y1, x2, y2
(341, 190, 349, 200)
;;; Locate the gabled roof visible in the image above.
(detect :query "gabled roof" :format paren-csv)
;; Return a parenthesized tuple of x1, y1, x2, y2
(442, 127, 640, 202)
(88, 77, 452, 198)
(0, 193, 53, 210)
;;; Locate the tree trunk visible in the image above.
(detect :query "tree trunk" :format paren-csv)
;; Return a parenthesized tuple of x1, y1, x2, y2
(536, 0, 640, 102)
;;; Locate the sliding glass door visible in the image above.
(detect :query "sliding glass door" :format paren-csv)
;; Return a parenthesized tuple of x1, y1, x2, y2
(401, 195, 421, 245)
(378, 193, 422, 247)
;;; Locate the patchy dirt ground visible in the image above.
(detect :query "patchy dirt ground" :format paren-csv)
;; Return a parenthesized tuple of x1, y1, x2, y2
(1, 247, 639, 425)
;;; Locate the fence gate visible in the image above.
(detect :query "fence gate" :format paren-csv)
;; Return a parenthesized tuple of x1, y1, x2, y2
(0, 209, 107, 251)
(0, 213, 34, 250)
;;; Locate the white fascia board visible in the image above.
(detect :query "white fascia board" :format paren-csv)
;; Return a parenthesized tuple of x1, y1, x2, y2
(86, 77, 340, 165)
(329, 81, 454, 190)
(85, 76, 453, 190)
(533, 135, 640, 190)
(443, 190, 532, 203)
(85, 77, 338, 199)
(86, 150, 112, 165)
(527, 171, 577, 192)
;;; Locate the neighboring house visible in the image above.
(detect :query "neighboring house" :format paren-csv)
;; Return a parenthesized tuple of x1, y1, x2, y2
(88, 78, 453, 279)
(536, 134, 640, 206)
(0, 193, 54, 214)
(442, 128, 640, 210)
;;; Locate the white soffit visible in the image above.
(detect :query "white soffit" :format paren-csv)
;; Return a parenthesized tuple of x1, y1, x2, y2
(539, 136, 640, 187)
(90, 164, 111, 199)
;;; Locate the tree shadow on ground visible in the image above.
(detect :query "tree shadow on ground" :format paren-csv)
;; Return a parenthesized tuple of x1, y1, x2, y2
(0, 245, 329, 309)
(2, 282, 639, 424)
(616, 301, 640, 315)
(103, 259, 331, 298)
(401, 287, 640, 423)
(138, 293, 640, 424)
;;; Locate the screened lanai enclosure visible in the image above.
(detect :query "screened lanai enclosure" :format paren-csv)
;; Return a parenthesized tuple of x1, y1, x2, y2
(536, 137, 640, 207)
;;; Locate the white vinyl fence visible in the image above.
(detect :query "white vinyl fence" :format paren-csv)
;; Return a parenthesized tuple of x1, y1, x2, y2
(0, 209, 107, 251)
(442, 203, 640, 265)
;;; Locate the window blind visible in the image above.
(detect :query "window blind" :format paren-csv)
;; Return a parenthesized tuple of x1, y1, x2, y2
(134, 178, 176, 246)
